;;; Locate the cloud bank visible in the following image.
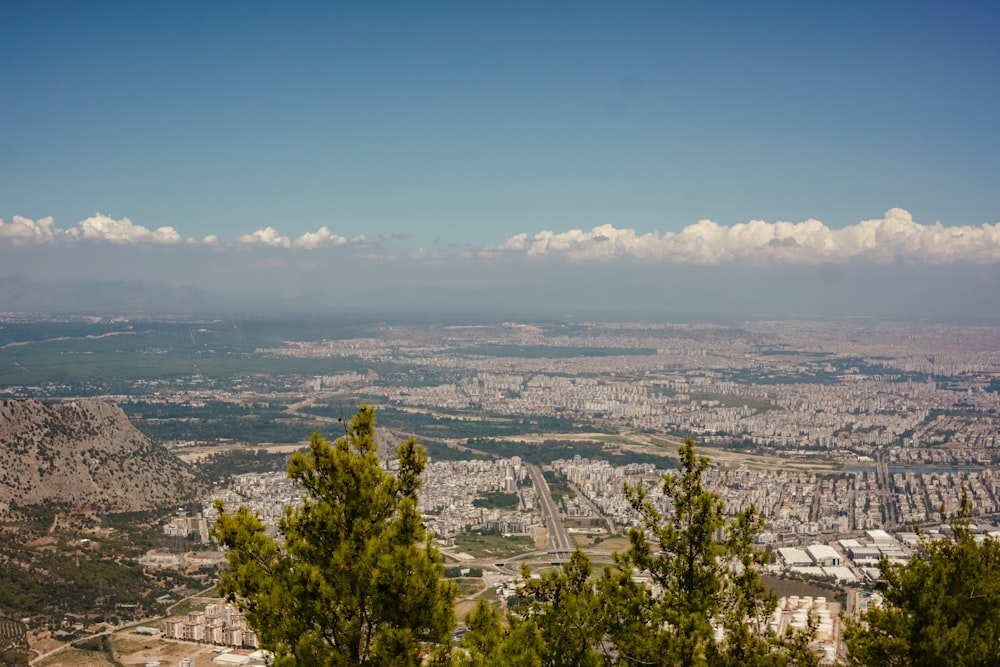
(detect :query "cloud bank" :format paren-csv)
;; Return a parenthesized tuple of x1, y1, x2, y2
(4, 208, 1000, 266)
(237, 225, 350, 249)
(491, 209, 1000, 265)
(0, 213, 184, 246)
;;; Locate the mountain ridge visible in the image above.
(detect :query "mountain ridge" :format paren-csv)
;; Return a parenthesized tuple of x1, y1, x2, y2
(0, 398, 207, 515)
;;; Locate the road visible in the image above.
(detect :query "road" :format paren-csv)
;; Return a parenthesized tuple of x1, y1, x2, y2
(526, 464, 574, 558)
(875, 451, 897, 530)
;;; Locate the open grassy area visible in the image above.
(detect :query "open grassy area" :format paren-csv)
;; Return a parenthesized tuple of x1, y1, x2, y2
(452, 533, 535, 559)
(688, 393, 778, 412)
(571, 533, 632, 552)
(38, 646, 117, 667)
(164, 593, 220, 618)
(593, 434, 646, 447)
(454, 578, 486, 597)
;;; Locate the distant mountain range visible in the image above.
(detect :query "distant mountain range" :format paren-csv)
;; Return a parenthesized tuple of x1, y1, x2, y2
(0, 275, 694, 318)
(0, 276, 544, 316)
(3, 267, 998, 320)
(0, 398, 207, 514)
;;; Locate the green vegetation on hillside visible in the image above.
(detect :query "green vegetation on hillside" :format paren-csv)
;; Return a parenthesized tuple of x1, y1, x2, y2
(0, 507, 204, 629)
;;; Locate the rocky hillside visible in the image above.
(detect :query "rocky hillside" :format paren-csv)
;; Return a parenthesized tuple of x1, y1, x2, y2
(0, 398, 206, 514)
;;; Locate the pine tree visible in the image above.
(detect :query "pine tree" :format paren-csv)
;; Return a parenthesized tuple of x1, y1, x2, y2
(845, 493, 1000, 667)
(456, 598, 546, 667)
(211, 406, 456, 666)
(605, 437, 816, 666)
(518, 550, 611, 666)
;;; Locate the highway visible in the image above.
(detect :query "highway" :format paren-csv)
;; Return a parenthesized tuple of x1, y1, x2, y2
(875, 451, 897, 530)
(526, 464, 574, 558)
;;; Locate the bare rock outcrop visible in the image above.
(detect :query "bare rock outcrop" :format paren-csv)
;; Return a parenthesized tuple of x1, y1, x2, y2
(0, 398, 206, 513)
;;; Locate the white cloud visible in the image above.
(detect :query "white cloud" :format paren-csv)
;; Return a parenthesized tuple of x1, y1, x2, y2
(0, 215, 60, 245)
(239, 226, 354, 250)
(294, 227, 348, 249)
(67, 213, 183, 245)
(238, 227, 292, 248)
(495, 209, 1000, 266)
(6, 209, 1000, 267)
(1, 213, 184, 246)
(500, 233, 529, 252)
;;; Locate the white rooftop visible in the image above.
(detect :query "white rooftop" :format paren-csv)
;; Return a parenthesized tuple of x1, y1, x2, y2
(777, 547, 810, 566)
(823, 566, 857, 582)
(866, 529, 892, 543)
(806, 544, 840, 561)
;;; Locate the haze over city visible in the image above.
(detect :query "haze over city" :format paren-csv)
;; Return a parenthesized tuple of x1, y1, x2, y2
(2, 2, 1000, 317)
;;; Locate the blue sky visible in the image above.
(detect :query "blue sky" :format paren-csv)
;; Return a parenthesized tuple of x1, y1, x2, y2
(3, 2, 1000, 316)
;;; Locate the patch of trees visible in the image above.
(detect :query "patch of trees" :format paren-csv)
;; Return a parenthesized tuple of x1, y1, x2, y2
(0, 648, 28, 667)
(5, 500, 70, 535)
(444, 567, 483, 579)
(100, 511, 182, 554)
(124, 399, 316, 444)
(0, 506, 206, 628)
(471, 492, 519, 510)
(542, 470, 574, 503)
(200, 448, 294, 482)
(0, 546, 147, 623)
(374, 408, 593, 442)
(415, 438, 484, 462)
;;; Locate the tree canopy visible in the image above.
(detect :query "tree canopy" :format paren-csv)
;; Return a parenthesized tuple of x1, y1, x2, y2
(212, 405, 455, 666)
(845, 496, 1000, 667)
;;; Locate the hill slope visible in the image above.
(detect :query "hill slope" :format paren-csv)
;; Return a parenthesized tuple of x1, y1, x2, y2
(0, 398, 206, 514)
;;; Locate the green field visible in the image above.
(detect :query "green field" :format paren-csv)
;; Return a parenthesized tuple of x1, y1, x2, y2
(452, 533, 535, 559)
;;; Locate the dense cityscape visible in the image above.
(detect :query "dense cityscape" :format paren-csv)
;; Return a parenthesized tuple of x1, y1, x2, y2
(98, 316, 1000, 666)
(3, 314, 1000, 665)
